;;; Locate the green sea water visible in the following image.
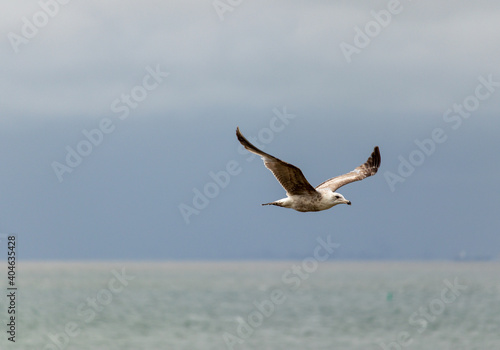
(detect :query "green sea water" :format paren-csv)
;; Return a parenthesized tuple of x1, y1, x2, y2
(0, 261, 499, 349)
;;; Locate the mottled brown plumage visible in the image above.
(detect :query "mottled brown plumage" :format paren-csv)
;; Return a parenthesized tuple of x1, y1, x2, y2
(236, 127, 381, 212)
(315, 146, 381, 192)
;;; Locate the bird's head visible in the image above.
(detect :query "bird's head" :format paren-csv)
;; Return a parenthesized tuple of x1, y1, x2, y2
(330, 192, 351, 206)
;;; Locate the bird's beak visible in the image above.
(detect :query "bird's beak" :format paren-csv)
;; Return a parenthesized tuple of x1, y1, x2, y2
(346, 200, 352, 206)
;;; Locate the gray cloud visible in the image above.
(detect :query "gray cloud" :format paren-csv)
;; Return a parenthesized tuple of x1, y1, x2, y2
(1, 1, 499, 260)
(2, 1, 500, 119)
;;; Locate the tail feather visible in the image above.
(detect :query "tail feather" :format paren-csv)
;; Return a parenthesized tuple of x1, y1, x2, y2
(262, 202, 283, 207)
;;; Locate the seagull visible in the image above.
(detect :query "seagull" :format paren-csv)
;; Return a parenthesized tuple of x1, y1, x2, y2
(236, 127, 381, 212)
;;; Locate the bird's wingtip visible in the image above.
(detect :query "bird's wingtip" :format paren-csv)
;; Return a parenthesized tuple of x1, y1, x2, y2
(373, 146, 381, 167)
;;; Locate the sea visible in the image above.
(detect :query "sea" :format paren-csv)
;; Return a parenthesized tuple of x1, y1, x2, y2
(0, 261, 499, 350)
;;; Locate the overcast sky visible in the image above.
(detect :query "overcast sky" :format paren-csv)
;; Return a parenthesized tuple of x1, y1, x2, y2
(1, 0, 500, 261)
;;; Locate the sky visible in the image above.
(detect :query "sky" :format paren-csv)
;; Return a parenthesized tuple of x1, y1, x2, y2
(1, 0, 500, 261)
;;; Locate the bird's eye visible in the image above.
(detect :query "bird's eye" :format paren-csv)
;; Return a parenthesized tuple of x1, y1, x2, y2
(335, 195, 341, 199)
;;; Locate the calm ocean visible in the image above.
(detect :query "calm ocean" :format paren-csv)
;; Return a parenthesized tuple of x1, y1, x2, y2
(1, 261, 499, 349)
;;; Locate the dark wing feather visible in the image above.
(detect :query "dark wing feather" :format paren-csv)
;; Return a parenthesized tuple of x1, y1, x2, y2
(316, 146, 381, 192)
(236, 127, 317, 196)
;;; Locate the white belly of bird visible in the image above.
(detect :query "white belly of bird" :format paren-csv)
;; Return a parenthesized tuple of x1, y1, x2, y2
(284, 194, 336, 212)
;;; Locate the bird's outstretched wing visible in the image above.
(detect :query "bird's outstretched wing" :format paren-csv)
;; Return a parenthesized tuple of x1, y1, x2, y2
(236, 127, 317, 196)
(315, 146, 381, 192)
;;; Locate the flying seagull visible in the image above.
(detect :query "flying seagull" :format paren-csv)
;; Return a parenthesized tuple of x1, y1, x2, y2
(236, 127, 381, 212)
